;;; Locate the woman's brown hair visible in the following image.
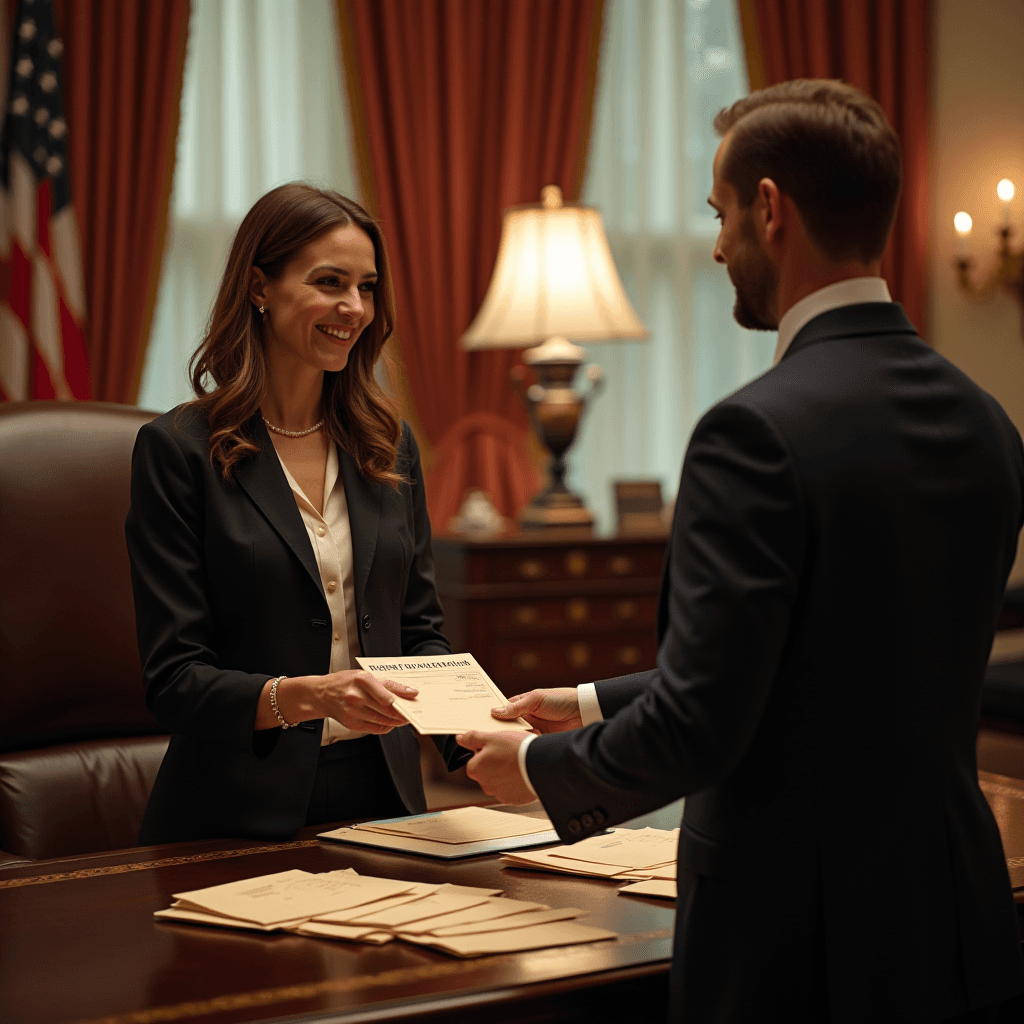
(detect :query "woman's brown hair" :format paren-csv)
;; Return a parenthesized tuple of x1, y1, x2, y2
(714, 79, 902, 264)
(187, 182, 403, 483)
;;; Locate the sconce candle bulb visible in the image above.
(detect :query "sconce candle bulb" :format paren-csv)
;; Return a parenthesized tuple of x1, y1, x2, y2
(997, 179, 1015, 226)
(954, 211, 972, 257)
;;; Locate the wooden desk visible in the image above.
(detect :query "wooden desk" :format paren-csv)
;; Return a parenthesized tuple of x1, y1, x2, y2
(3, 781, 1022, 1024)
(434, 532, 668, 697)
(0, 808, 675, 1024)
(980, 770, 1024, 897)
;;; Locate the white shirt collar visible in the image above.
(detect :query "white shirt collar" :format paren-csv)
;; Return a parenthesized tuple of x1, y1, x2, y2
(772, 277, 892, 366)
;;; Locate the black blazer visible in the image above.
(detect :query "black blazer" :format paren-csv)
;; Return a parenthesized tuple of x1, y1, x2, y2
(126, 406, 465, 845)
(527, 304, 1024, 1022)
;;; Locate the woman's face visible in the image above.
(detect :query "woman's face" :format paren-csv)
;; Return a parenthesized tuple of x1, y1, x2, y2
(253, 223, 377, 377)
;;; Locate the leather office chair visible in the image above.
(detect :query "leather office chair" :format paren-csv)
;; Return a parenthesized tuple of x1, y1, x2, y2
(0, 401, 168, 862)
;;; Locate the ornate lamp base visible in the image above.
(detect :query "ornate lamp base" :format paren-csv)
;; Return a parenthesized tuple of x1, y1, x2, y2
(513, 337, 603, 531)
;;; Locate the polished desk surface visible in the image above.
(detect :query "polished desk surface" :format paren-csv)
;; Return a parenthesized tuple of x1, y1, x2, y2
(980, 770, 1024, 895)
(0, 805, 677, 1024)
(3, 779, 1023, 1024)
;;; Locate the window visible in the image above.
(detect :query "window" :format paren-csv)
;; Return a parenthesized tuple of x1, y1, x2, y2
(571, 0, 774, 530)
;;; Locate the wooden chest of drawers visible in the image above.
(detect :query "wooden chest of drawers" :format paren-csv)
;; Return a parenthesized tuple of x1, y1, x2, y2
(433, 532, 668, 698)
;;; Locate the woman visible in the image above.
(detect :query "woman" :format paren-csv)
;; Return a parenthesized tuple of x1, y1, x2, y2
(126, 183, 466, 845)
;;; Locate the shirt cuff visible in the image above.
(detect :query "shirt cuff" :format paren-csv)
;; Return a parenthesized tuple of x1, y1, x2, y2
(517, 733, 539, 798)
(577, 682, 604, 726)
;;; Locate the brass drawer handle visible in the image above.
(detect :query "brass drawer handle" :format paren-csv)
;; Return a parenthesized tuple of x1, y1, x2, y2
(567, 642, 591, 669)
(518, 558, 545, 580)
(565, 550, 589, 577)
(617, 645, 640, 666)
(566, 599, 589, 623)
(515, 651, 540, 671)
(608, 555, 635, 576)
(513, 605, 538, 626)
(615, 599, 639, 620)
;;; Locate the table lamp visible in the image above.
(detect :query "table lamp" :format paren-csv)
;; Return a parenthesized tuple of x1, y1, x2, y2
(460, 185, 647, 529)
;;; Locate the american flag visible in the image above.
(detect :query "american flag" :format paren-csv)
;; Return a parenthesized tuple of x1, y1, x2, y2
(0, 0, 88, 401)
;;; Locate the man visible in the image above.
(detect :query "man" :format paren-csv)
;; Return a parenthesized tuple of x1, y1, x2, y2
(458, 80, 1024, 1023)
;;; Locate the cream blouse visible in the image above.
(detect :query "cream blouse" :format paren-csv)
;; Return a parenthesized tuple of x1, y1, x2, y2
(271, 440, 365, 745)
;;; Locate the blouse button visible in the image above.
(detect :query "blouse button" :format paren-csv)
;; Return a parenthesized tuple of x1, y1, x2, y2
(326, 580, 337, 593)
(333, 632, 341, 642)
(317, 526, 326, 537)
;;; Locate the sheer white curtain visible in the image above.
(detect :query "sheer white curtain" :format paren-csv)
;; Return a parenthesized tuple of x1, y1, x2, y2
(570, 0, 776, 531)
(138, 0, 359, 413)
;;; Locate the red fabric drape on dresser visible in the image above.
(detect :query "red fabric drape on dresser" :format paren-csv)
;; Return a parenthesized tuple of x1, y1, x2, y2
(742, 0, 931, 337)
(338, 0, 604, 528)
(55, 0, 190, 403)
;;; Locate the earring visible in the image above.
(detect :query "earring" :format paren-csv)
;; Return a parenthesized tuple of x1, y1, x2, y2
(258, 305, 266, 317)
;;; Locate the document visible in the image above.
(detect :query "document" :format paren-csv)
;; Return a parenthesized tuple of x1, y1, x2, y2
(353, 806, 554, 844)
(501, 827, 679, 880)
(403, 921, 617, 958)
(172, 869, 415, 926)
(292, 922, 394, 944)
(355, 653, 532, 735)
(425, 906, 585, 937)
(344, 890, 491, 928)
(153, 906, 311, 932)
(312, 883, 441, 922)
(155, 870, 615, 956)
(618, 879, 677, 900)
(322, 806, 559, 859)
(549, 827, 677, 870)
(395, 897, 549, 935)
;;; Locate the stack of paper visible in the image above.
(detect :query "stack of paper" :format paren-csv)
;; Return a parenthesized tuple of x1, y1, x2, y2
(320, 805, 559, 859)
(501, 827, 679, 900)
(154, 868, 615, 956)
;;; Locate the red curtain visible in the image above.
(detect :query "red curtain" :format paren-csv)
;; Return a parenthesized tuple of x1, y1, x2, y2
(54, 0, 190, 403)
(744, 0, 931, 336)
(338, 0, 604, 528)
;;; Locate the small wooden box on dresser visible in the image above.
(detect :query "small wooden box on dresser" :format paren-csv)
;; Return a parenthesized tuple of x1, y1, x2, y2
(433, 531, 669, 699)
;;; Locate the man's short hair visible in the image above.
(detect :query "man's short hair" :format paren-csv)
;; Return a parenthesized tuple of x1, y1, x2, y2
(714, 80, 902, 264)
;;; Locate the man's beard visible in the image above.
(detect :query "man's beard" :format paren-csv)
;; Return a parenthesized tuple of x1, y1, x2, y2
(728, 222, 778, 332)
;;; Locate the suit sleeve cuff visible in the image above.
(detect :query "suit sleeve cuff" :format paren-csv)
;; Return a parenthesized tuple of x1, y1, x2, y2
(577, 682, 604, 726)
(517, 733, 539, 797)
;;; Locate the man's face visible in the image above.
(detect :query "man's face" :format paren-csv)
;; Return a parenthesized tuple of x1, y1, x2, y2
(708, 136, 778, 332)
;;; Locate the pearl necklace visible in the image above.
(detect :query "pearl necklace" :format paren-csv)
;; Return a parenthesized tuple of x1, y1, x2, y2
(262, 416, 325, 438)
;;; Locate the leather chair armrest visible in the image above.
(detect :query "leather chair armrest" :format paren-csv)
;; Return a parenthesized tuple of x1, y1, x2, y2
(0, 848, 35, 869)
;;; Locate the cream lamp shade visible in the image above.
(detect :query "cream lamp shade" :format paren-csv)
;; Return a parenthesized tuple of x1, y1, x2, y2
(460, 185, 647, 353)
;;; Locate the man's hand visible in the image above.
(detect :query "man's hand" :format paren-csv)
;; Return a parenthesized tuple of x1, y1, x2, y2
(457, 730, 535, 804)
(491, 687, 582, 733)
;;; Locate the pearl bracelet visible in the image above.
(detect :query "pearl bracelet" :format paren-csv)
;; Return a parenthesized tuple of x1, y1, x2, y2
(269, 675, 296, 729)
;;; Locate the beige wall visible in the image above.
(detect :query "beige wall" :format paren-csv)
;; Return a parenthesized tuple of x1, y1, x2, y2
(931, 0, 1024, 583)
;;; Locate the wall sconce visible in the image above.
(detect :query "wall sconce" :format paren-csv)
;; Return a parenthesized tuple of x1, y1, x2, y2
(953, 178, 1024, 332)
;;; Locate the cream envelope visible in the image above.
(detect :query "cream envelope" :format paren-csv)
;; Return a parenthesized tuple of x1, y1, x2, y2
(404, 920, 617, 958)
(173, 869, 416, 926)
(618, 879, 677, 900)
(394, 897, 550, 935)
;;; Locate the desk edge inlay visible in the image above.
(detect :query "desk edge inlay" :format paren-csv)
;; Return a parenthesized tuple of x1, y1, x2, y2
(0, 840, 323, 889)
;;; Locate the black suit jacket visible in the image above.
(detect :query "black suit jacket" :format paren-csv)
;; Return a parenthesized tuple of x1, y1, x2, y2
(528, 304, 1024, 1023)
(126, 406, 464, 845)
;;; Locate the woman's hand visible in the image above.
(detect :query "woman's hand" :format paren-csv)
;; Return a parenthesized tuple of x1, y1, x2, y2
(256, 672, 418, 733)
(314, 670, 417, 733)
(490, 687, 582, 733)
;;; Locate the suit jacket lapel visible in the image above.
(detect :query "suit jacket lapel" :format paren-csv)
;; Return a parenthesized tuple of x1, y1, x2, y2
(236, 417, 323, 596)
(339, 445, 381, 611)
